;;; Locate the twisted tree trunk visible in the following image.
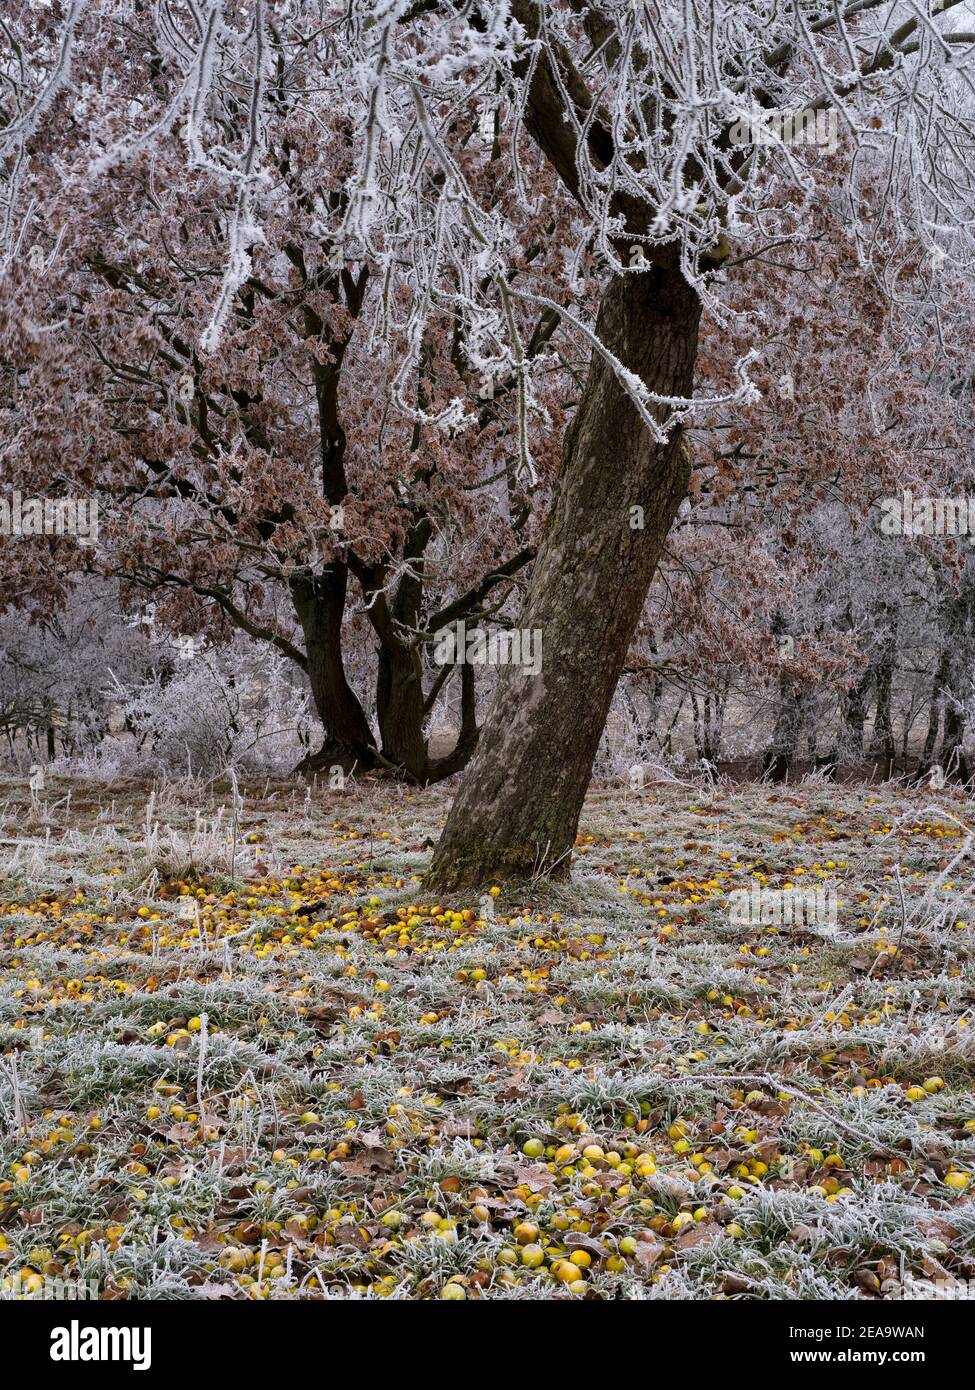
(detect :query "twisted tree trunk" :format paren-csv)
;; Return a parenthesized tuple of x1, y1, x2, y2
(427, 260, 700, 889)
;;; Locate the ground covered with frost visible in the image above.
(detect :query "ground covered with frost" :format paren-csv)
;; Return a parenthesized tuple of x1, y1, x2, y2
(0, 774, 973, 1300)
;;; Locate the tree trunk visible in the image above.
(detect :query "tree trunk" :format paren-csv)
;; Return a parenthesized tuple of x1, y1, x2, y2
(870, 654, 895, 778)
(763, 680, 802, 783)
(916, 554, 975, 783)
(842, 669, 870, 758)
(868, 608, 897, 777)
(427, 662, 480, 780)
(375, 636, 429, 781)
(941, 597, 975, 785)
(290, 570, 377, 774)
(915, 651, 946, 783)
(427, 262, 700, 889)
(941, 699, 970, 783)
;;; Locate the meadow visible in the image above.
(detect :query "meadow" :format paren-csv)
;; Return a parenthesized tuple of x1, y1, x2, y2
(0, 774, 972, 1301)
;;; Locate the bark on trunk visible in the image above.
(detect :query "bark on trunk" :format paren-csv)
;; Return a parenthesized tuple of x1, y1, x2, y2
(762, 681, 802, 784)
(427, 262, 700, 889)
(842, 669, 870, 758)
(290, 570, 377, 774)
(915, 650, 946, 783)
(870, 659, 895, 778)
(942, 700, 971, 783)
(915, 554, 975, 783)
(867, 609, 897, 777)
(376, 637, 429, 781)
